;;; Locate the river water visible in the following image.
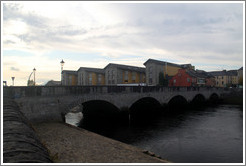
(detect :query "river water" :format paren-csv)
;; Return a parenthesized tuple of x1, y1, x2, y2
(66, 105, 243, 163)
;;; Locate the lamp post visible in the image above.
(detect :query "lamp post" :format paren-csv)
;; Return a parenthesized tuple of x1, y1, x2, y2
(11, 77, 15, 86)
(33, 68, 36, 86)
(60, 59, 65, 85)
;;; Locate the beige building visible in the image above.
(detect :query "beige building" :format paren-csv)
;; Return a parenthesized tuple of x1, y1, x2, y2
(143, 59, 194, 85)
(104, 63, 145, 85)
(77, 67, 105, 85)
(61, 70, 78, 86)
(238, 67, 243, 86)
(227, 70, 238, 86)
(209, 70, 239, 87)
(209, 70, 229, 87)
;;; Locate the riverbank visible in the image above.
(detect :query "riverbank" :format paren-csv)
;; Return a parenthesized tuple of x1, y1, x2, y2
(33, 122, 169, 163)
(220, 88, 243, 105)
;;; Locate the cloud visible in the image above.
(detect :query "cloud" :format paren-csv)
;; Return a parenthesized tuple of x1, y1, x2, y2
(2, 2, 244, 85)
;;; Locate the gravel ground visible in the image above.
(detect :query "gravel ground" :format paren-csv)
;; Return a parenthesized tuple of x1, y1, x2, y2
(33, 122, 169, 163)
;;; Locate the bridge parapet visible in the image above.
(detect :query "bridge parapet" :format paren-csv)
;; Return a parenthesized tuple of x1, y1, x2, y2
(4, 86, 225, 99)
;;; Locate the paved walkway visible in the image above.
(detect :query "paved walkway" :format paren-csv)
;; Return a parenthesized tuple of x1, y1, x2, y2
(33, 122, 169, 163)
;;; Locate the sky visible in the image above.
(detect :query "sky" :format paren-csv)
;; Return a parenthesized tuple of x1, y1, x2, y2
(1, 1, 244, 86)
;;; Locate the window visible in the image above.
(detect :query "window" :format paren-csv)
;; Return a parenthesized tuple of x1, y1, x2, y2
(107, 71, 110, 79)
(143, 75, 146, 82)
(132, 72, 136, 82)
(222, 81, 224, 85)
(149, 66, 153, 72)
(149, 78, 152, 84)
(222, 76, 224, 79)
(187, 78, 190, 82)
(98, 74, 102, 84)
(81, 73, 83, 85)
(125, 71, 128, 82)
(69, 75, 72, 85)
(112, 70, 115, 79)
(89, 73, 92, 85)
(173, 79, 176, 84)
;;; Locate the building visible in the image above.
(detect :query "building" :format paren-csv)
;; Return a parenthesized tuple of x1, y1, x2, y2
(77, 67, 105, 85)
(61, 70, 78, 85)
(209, 70, 238, 87)
(45, 80, 61, 86)
(169, 69, 215, 87)
(238, 67, 243, 87)
(209, 70, 228, 87)
(209, 69, 242, 88)
(104, 63, 145, 85)
(143, 59, 195, 86)
(227, 70, 238, 87)
(194, 69, 216, 87)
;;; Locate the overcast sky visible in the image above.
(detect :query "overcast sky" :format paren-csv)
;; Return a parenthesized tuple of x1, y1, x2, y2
(2, 1, 244, 85)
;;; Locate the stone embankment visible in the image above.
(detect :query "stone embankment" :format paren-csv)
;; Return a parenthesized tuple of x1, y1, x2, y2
(3, 97, 52, 163)
(33, 122, 169, 163)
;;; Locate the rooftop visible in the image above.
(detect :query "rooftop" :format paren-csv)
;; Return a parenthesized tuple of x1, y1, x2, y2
(143, 59, 181, 68)
(186, 69, 214, 78)
(45, 80, 61, 86)
(208, 70, 238, 76)
(104, 63, 145, 73)
(144, 58, 193, 69)
(78, 67, 105, 74)
(62, 70, 77, 75)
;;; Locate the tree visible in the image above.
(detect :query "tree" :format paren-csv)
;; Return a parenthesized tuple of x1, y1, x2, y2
(159, 72, 168, 86)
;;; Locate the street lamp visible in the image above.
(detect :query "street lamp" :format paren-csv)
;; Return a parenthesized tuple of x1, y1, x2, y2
(11, 77, 15, 86)
(60, 59, 65, 85)
(33, 68, 36, 86)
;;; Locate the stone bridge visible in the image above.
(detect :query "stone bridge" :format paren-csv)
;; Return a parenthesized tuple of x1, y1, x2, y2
(3, 86, 228, 123)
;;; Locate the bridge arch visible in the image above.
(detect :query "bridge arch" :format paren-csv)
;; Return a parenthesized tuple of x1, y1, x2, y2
(209, 93, 220, 105)
(168, 95, 188, 110)
(65, 97, 120, 114)
(209, 93, 219, 100)
(82, 100, 120, 115)
(68, 99, 128, 128)
(129, 97, 162, 122)
(130, 97, 162, 111)
(190, 94, 206, 107)
(191, 94, 206, 102)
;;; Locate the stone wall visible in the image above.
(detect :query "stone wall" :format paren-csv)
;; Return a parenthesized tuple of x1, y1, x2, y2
(3, 97, 52, 163)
